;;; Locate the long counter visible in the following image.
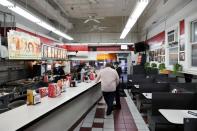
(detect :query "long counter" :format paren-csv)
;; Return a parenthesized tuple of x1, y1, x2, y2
(0, 82, 101, 131)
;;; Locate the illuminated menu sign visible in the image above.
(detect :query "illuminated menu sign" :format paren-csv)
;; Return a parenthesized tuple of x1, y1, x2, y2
(8, 30, 41, 60)
(42, 44, 67, 60)
(43, 45, 47, 58)
(51, 47, 54, 58)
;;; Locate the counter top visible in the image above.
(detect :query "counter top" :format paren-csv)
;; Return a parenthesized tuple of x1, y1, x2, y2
(0, 82, 100, 131)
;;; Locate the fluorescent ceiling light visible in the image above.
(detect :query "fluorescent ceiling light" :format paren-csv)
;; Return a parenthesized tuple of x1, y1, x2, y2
(120, 0, 149, 39)
(37, 22, 56, 32)
(53, 30, 73, 41)
(0, 0, 13, 7)
(10, 6, 41, 23)
(0, 0, 73, 41)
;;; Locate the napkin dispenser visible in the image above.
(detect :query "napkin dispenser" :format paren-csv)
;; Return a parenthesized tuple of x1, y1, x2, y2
(27, 90, 41, 105)
(70, 80, 77, 87)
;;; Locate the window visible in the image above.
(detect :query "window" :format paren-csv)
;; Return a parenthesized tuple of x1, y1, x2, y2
(167, 29, 178, 65)
(191, 20, 197, 67)
(191, 20, 197, 43)
(192, 44, 197, 66)
(169, 47, 178, 65)
(168, 30, 176, 44)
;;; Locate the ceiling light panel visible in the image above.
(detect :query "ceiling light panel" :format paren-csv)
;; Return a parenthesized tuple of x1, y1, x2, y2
(120, 0, 149, 39)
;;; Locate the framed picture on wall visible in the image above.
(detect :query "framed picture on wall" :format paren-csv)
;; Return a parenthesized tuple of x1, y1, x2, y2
(158, 56, 161, 63)
(161, 48, 165, 55)
(179, 52, 185, 61)
(179, 38, 185, 51)
(149, 51, 153, 61)
(161, 56, 165, 62)
(158, 49, 161, 55)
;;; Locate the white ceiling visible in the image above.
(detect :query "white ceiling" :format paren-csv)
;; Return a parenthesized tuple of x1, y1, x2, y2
(7, 0, 192, 42)
(138, 0, 192, 32)
(56, 0, 136, 18)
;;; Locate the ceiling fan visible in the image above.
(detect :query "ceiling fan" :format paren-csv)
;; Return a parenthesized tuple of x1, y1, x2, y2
(89, 25, 109, 32)
(83, 15, 104, 24)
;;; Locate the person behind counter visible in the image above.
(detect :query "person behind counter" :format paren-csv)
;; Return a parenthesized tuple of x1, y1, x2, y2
(80, 64, 86, 82)
(53, 64, 65, 83)
(76, 64, 86, 82)
(95, 63, 119, 115)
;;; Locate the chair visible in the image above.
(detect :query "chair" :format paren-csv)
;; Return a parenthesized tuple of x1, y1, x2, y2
(170, 83, 197, 93)
(139, 83, 169, 93)
(184, 118, 197, 131)
(136, 83, 169, 111)
(0, 94, 10, 109)
(155, 77, 177, 83)
(133, 65, 145, 75)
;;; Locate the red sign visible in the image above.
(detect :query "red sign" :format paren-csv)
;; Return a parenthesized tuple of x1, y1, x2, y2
(60, 45, 88, 51)
(147, 31, 165, 45)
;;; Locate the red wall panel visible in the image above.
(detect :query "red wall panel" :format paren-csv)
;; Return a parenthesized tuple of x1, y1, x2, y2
(60, 45, 88, 51)
(180, 19, 185, 35)
(147, 31, 165, 45)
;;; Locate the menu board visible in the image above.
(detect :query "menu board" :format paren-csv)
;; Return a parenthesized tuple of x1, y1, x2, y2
(43, 45, 48, 58)
(64, 50, 68, 59)
(51, 47, 54, 58)
(47, 46, 51, 58)
(54, 48, 58, 58)
(57, 49, 61, 58)
(8, 30, 41, 60)
(61, 50, 64, 59)
(42, 44, 67, 60)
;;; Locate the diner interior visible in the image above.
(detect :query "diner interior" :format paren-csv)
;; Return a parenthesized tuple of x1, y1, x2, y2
(1, 0, 197, 131)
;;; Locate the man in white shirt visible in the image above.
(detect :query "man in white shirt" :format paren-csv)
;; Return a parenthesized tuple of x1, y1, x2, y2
(95, 63, 119, 115)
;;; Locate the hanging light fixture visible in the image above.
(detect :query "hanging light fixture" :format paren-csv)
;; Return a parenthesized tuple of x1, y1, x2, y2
(0, 0, 73, 40)
(120, 0, 149, 39)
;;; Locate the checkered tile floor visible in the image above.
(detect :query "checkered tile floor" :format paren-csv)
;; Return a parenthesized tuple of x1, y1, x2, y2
(74, 97, 138, 131)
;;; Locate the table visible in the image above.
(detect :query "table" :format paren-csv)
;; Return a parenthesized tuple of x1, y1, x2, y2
(142, 93, 152, 99)
(159, 109, 197, 124)
(0, 82, 101, 131)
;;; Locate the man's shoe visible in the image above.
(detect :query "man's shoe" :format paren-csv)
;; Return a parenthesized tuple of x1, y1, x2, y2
(116, 105, 121, 110)
(112, 105, 116, 110)
(106, 112, 112, 116)
(113, 105, 121, 110)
